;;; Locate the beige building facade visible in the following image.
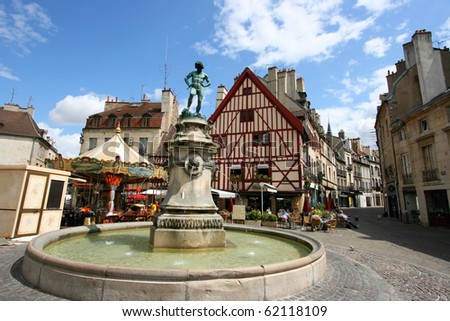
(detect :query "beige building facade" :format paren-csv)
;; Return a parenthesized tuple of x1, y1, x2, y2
(79, 89, 178, 165)
(0, 104, 58, 167)
(376, 30, 450, 227)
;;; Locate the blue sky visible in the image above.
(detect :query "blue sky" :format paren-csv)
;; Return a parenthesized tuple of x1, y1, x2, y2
(1, 0, 449, 157)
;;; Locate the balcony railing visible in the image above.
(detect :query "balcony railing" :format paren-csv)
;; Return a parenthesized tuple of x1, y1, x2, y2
(402, 173, 413, 184)
(422, 169, 439, 182)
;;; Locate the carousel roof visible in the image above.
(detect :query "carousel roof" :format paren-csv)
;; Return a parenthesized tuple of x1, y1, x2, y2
(79, 125, 148, 164)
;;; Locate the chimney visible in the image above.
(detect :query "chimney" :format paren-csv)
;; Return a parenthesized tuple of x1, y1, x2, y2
(411, 30, 446, 104)
(277, 69, 287, 99)
(267, 66, 278, 98)
(286, 69, 297, 99)
(216, 85, 228, 109)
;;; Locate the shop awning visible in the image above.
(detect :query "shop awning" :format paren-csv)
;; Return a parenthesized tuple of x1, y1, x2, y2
(211, 188, 236, 198)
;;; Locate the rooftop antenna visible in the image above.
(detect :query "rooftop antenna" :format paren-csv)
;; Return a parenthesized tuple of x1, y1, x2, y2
(27, 96, 33, 107)
(9, 88, 15, 104)
(141, 84, 146, 100)
(164, 36, 169, 90)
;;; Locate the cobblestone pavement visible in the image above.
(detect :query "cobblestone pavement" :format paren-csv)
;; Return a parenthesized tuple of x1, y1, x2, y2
(1, 207, 449, 301)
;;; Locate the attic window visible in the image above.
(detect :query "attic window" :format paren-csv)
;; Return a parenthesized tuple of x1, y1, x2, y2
(107, 115, 117, 128)
(122, 114, 132, 127)
(141, 113, 152, 127)
(240, 110, 254, 122)
(243, 87, 252, 95)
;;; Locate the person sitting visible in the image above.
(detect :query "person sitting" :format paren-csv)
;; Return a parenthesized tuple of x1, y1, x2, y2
(318, 212, 334, 231)
(337, 210, 358, 229)
(278, 209, 293, 228)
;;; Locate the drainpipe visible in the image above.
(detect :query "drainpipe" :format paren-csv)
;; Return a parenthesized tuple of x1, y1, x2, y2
(28, 137, 37, 165)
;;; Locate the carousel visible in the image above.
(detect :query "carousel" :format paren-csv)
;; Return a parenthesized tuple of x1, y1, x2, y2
(46, 124, 167, 224)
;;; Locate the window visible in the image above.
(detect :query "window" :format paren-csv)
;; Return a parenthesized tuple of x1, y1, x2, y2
(122, 114, 132, 128)
(422, 144, 435, 170)
(255, 164, 270, 180)
(398, 127, 406, 141)
(240, 110, 254, 122)
(419, 119, 428, 133)
(107, 115, 117, 128)
(402, 153, 413, 184)
(230, 164, 242, 180)
(401, 153, 411, 175)
(141, 113, 152, 127)
(88, 137, 97, 150)
(253, 132, 270, 145)
(91, 115, 102, 128)
(139, 138, 148, 156)
(243, 87, 252, 95)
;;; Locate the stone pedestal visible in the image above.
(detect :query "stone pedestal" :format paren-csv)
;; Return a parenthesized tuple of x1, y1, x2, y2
(149, 116, 225, 249)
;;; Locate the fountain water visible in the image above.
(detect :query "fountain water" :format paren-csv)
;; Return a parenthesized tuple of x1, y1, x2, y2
(21, 114, 326, 300)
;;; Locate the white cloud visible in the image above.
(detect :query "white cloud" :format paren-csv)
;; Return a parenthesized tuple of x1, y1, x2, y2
(320, 64, 393, 148)
(0, 64, 20, 80)
(355, 0, 409, 14)
(146, 88, 162, 101)
(211, 0, 376, 66)
(193, 40, 219, 55)
(436, 17, 450, 48)
(395, 32, 409, 44)
(38, 122, 81, 158)
(0, 0, 56, 55)
(49, 93, 105, 125)
(363, 37, 391, 57)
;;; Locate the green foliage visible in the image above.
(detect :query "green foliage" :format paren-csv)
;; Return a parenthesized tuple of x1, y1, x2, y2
(261, 212, 278, 221)
(254, 174, 270, 181)
(246, 209, 262, 220)
(316, 202, 325, 211)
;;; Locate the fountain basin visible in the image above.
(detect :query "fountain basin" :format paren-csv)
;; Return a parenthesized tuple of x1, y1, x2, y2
(21, 222, 326, 301)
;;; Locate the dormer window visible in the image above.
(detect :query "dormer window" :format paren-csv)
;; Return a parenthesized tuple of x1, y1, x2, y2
(91, 115, 102, 128)
(122, 114, 133, 128)
(141, 113, 152, 127)
(107, 114, 117, 128)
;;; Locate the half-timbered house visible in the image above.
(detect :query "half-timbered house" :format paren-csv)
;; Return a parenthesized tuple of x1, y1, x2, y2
(209, 67, 307, 213)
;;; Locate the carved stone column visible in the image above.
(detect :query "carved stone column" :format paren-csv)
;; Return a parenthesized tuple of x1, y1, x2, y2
(149, 116, 225, 249)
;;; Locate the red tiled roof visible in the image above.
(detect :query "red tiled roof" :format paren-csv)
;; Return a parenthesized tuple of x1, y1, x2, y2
(86, 101, 163, 129)
(208, 67, 303, 134)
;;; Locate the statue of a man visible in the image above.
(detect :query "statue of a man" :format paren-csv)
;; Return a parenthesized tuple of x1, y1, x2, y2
(184, 61, 210, 114)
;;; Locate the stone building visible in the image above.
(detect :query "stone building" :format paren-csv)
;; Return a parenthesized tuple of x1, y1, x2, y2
(0, 103, 58, 166)
(79, 89, 178, 165)
(375, 30, 450, 227)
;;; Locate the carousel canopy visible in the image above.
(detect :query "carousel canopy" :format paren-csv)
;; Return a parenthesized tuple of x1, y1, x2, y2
(45, 125, 162, 184)
(79, 126, 148, 164)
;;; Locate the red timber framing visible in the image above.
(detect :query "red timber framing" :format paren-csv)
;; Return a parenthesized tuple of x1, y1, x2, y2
(209, 67, 304, 198)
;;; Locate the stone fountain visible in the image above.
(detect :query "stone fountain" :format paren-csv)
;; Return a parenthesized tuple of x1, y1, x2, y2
(20, 63, 326, 301)
(150, 115, 225, 249)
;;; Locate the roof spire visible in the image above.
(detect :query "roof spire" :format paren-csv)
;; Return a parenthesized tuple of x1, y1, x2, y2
(326, 116, 332, 136)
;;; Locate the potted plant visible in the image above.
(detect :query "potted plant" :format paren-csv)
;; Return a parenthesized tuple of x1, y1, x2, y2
(254, 173, 271, 181)
(261, 211, 278, 228)
(245, 209, 262, 226)
(230, 174, 241, 182)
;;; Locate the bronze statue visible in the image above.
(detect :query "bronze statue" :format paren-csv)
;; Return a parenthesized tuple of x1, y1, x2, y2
(184, 61, 210, 114)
